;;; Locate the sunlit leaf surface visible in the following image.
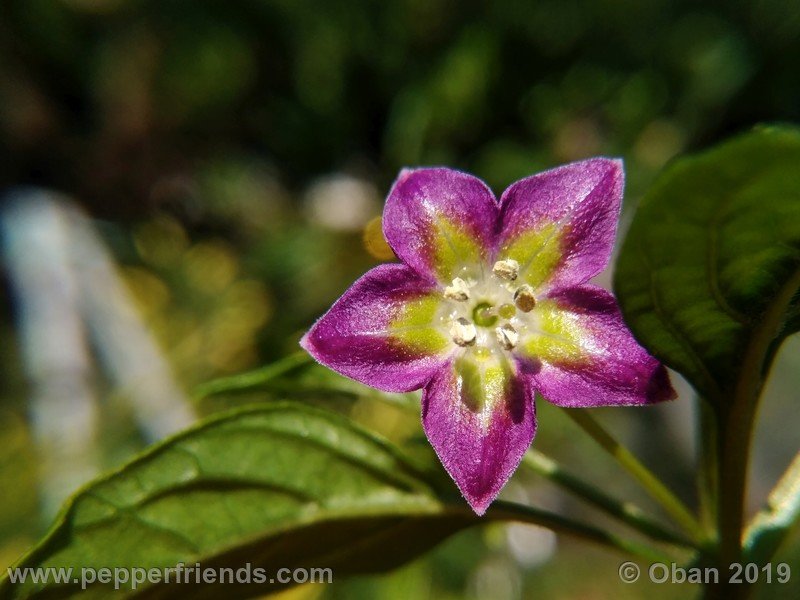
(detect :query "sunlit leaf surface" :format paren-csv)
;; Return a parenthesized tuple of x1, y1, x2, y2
(615, 126, 800, 406)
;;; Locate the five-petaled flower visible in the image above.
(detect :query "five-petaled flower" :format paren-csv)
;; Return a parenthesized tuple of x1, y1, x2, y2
(301, 159, 675, 514)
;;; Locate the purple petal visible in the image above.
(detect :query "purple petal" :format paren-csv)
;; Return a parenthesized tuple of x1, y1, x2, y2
(383, 168, 499, 284)
(301, 263, 452, 392)
(422, 356, 536, 515)
(517, 285, 675, 407)
(496, 158, 623, 293)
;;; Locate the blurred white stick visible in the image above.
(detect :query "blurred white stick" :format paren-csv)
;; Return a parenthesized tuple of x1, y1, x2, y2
(2, 189, 195, 516)
(65, 206, 195, 441)
(3, 190, 100, 517)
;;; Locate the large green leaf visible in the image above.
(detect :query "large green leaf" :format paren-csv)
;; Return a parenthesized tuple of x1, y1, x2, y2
(614, 126, 800, 406)
(1, 403, 660, 599)
(0, 404, 465, 599)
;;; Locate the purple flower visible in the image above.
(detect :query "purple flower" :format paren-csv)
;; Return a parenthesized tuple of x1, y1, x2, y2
(301, 159, 675, 515)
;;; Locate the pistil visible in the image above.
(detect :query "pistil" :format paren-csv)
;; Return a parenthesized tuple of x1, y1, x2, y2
(472, 302, 498, 327)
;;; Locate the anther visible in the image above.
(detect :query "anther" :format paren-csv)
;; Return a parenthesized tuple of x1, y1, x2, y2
(513, 284, 536, 312)
(450, 317, 477, 347)
(495, 323, 519, 350)
(443, 277, 470, 302)
(492, 259, 520, 281)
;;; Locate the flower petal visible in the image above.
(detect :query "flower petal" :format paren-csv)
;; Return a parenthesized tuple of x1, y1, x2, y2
(516, 285, 675, 407)
(496, 158, 623, 292)
(301, 263, 452, 392)
(383, 167, 499, 284)
(422, 354, 536, 515)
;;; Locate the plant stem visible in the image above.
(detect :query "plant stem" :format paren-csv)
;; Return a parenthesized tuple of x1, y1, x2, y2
(716, 403, 758, 566)
(696, 398, 719, 538)
(702, 399, 759, 600)
(564, 409, 704, 543)
(522, 450, 699, 549)
(489, 500, 673, 564)
(706, 266, 800, 600)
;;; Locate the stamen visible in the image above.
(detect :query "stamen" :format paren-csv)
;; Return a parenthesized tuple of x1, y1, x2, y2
(450, 317, 477, 347)
(495, 323, 518, 350)
(513, 284, 536, 312)
(443, 277, 470, 302)
(492, 259, 519, 281)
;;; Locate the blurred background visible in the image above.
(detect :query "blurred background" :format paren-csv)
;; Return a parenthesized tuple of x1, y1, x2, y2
(1, 0, 800, 598)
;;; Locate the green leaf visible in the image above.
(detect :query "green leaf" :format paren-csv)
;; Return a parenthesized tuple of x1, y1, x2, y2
(192, 352, 311, 399)
(614, 126, 800, 406)
(0, 404, 461, 599)
(194, 352, 420, 412)
(1, 403, 664, 599)
(744, 451, 800, 564)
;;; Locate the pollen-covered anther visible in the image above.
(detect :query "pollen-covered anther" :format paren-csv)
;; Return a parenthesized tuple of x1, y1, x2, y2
(495, 323, 519, 350)
(513, 284, 537, 312)
(443, 277, 471, 301)
(450, 317, 477, 347)
(492, 259, 519, 281)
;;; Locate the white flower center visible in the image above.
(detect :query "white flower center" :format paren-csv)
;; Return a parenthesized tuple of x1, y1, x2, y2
(439, 259, 538, 356)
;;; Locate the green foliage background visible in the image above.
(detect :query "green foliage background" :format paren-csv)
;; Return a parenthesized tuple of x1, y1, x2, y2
(2, 1, 800, 598)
